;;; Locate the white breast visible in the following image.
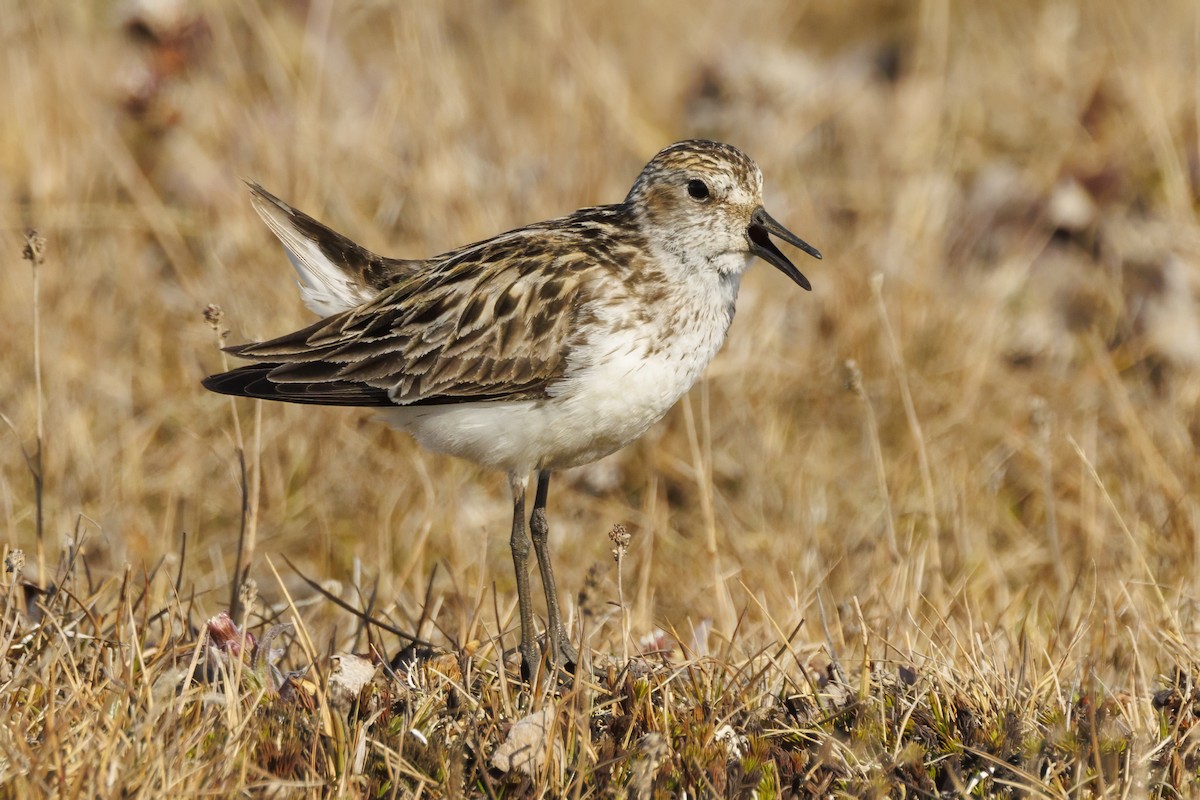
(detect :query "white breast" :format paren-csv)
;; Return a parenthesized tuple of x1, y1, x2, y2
(382, 270, 741, 475)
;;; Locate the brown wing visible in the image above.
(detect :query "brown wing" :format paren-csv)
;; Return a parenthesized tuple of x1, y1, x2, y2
(209, 225, 603, 407)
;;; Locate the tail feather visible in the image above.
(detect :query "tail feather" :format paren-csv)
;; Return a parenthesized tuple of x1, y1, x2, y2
(247, 182, 423, 316)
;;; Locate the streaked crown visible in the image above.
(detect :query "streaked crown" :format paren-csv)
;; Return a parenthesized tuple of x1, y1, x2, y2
(625, 139, 763, 208)
(623, 139, 766, 273)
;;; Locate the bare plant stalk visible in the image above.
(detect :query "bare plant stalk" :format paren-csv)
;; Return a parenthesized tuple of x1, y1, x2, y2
(23, 231, 46, 587)
(264, 555, 335, 739)
(1071, 436, 1177, 634)
(617, 562, 626, 661)
(1, 550, 26, 659)
(846, 360, 899, 560)
(245, 400, 263, 593)
(852, 595, 871, 701)
(681, 390, 732, 632)
(871, 274, 940, 572)
(1031, 397, 1066, 592)
(609, 524, 631, 663)
(205, 305, 253, 619)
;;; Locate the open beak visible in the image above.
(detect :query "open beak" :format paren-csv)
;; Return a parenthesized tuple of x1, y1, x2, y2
(747, 206, 822, 291)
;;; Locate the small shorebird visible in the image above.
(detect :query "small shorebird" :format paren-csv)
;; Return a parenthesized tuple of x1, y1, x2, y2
(204, 140, 821, 676)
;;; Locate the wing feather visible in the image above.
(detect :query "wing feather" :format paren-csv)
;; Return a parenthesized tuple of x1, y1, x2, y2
(208, 213, 630, 407)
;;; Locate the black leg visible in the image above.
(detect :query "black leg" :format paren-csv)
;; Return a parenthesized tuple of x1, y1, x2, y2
(507, 473, 538, 678)
(529, 470, 577, 668)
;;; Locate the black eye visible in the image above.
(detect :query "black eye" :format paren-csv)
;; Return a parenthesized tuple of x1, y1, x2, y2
(686, 179, 710, 201)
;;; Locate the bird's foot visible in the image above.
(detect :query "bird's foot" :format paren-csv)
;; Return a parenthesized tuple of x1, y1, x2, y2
(547, 631, 579, 671)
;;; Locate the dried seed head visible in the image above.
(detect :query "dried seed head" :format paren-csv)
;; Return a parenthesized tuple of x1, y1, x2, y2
(5, 549, 25, 574)
(845, 359, 863, 394)
(22, 230, 45, 266)
(203, 303, 224, 330)
(608, 523, 631, 561)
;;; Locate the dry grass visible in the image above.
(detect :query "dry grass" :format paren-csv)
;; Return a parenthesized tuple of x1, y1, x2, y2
(3, 0, 1200, 795)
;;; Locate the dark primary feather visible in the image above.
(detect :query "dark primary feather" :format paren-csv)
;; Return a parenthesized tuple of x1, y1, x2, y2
(202, 364, 394, 406)
(201, 363, 531, 406)
(206, 204, 648, 408)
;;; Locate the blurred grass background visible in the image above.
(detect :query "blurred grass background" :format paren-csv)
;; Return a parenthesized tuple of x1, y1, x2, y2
(2, 0, 1200, 693)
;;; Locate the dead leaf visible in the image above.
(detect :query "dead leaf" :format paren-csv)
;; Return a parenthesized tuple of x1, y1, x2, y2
(491, 705, 561, 776)
(328, 653, 378, 710)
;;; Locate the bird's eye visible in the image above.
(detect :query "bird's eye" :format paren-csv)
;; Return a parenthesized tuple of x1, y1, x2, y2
(686, 179, 710, 201)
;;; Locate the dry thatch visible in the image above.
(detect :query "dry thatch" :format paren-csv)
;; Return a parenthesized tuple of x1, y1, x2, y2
(2, 1, 1200, 795)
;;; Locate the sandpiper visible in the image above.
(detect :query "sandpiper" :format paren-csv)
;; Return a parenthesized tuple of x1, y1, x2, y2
(204, 139, 822, 676)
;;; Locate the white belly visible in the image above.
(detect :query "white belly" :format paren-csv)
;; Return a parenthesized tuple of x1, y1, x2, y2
(380, 301, 732, 474)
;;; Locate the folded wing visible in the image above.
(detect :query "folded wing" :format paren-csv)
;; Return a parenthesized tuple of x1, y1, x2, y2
(205, 228, 591, 408)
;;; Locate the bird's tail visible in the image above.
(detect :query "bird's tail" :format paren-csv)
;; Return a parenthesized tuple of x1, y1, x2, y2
(247, 182, 422, 317)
